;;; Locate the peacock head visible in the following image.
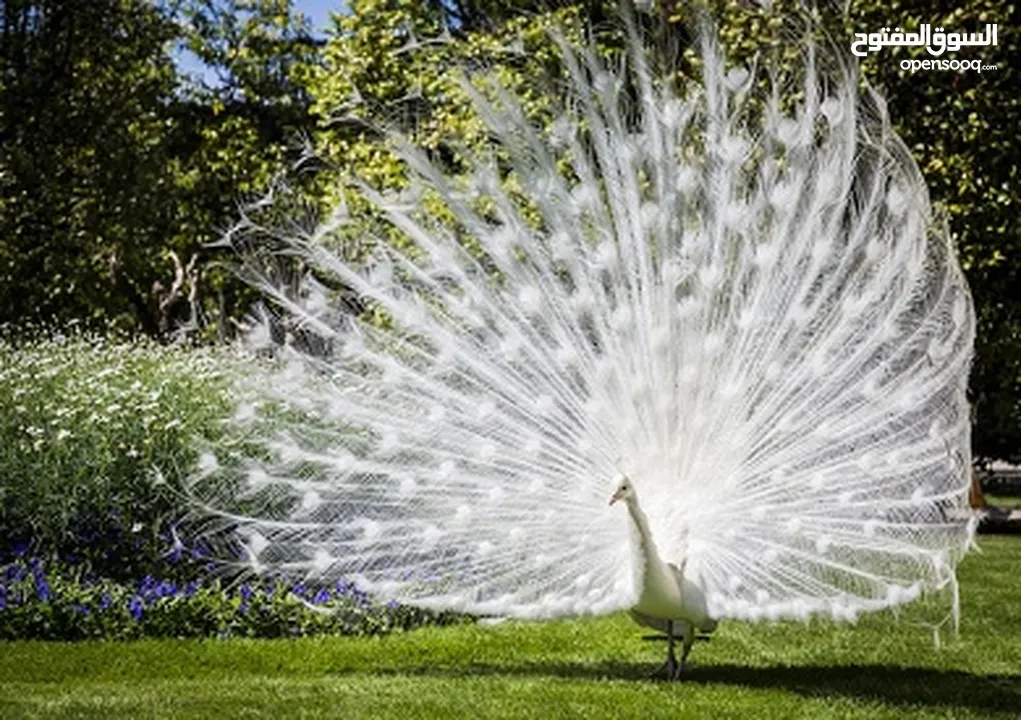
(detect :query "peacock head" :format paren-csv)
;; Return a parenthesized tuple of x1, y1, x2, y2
(608, 474, 636, 507)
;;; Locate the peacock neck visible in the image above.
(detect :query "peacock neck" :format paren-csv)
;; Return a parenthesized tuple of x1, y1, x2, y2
(625, 493, 688, 618)
(626, 496, 667, 574)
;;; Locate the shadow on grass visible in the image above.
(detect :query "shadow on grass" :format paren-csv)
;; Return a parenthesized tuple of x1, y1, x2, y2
(690, 664, 1020, 714)
(363, 661, 1021, 714)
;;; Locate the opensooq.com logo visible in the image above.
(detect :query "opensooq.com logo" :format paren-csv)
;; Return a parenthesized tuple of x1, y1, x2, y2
(851, 23, 999, 73)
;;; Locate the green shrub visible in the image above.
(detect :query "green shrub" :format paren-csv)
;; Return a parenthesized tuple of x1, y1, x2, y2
(0, 330, 241, 578)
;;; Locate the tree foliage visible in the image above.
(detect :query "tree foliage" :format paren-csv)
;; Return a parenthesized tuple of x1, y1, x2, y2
(0, 0, 182, 333)
(0, 0, 1017, 460)
(0, 0, 317, 339)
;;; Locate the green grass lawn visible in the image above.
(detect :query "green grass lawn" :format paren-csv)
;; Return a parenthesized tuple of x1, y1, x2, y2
(2, 536, 1019, 719)
(985, 493, 1021, 509)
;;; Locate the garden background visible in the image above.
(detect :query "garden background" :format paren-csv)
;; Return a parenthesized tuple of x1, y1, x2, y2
(1, 1, 1018, 717)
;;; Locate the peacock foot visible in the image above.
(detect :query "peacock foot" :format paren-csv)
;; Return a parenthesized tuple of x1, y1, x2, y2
(649, 655, 685, 681)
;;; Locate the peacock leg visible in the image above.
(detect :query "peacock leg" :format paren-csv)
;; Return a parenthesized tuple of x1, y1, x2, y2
(677, 628, 695, 680)
(650, 620, 681, 680)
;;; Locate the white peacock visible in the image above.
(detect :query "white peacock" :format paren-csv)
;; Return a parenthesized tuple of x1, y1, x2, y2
(189, 9, 977, 679)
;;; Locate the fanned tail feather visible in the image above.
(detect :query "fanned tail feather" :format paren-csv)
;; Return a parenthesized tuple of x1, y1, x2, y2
(187, 15, 976, 624)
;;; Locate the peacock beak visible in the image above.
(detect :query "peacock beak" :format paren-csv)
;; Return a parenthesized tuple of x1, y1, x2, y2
(609, 491, 622, 506)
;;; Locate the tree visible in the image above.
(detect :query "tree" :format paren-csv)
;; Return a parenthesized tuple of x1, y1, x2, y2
(0, 0, 319, 339)
(0, 0, 182, 333)
(167, 0, 322, 339)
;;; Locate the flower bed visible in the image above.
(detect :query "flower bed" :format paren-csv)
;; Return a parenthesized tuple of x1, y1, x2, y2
(0, 555, 463, 641)
(0, 330, 244, 580)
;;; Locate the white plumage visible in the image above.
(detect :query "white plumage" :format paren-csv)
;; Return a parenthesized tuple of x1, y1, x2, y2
(190, 12, 977, 656)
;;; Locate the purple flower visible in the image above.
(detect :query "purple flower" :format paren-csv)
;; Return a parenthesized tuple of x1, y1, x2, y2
(154, 580, 177, 598)
(238, 585, 253, 614)
(99, 592, 111, 610)
(312, 588, 331, 605)
(192, 540, 211, 560)
(71, 603, 89, 616)
(128, 595, 144, 620)
(6, 565, 26, 582)
(12, 540, 30, 557)
(184, 581, 199, 597)
(35, 577, 51, 603)
(0, 596, 6, 611)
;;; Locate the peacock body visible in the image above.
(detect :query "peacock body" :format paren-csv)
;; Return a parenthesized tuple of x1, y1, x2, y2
(190, 10, 977, 655)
